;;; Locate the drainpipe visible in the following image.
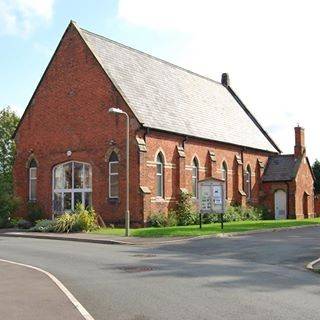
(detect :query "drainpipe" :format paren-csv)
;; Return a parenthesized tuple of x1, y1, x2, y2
(182, 136, 188, 148)
(285, 181, 290, 219)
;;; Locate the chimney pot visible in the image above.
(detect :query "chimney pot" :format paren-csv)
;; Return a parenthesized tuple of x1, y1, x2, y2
(221, 73, 230, 87)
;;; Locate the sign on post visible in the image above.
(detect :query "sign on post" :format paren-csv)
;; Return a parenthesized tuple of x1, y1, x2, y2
(197, 178, 226, 230)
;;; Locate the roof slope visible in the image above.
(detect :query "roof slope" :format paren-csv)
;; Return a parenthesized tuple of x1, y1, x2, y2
(78, 25, 279, 153)
(262, 155, 301, 182)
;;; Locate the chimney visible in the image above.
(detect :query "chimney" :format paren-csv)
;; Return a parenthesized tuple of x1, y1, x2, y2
(294, 126, 306, 158)
(221, 73, 230, 87)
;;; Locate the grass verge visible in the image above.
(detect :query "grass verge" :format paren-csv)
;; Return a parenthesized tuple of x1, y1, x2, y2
(92, 218, 320, 238)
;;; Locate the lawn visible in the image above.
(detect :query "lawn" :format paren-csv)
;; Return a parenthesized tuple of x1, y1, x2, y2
(92, 218, 320, 238)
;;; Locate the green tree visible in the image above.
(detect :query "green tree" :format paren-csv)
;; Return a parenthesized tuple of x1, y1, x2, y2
(312, 159, 320, 194)
(0, 107, 20, 194)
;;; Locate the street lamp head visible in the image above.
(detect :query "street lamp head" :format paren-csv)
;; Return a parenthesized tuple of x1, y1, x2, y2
(108, 107, 124, 114)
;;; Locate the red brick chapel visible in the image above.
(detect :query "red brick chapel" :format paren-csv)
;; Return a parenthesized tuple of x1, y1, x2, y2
(13, 21, 315, 225)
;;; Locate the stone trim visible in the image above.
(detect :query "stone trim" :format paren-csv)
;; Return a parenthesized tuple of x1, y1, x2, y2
(136, 137, 147, 152)
(176, 146, 185, 158)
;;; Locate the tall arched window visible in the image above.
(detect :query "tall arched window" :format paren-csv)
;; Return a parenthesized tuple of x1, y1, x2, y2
(244, 165, 252, 200)
(221, 161, 228, 199)
(109, 152, 119, 199)
(53, 161, 92, 213)
(156, 152, 164, 198)
(191, 158, 199, 198)
(29, 159, 37, 201)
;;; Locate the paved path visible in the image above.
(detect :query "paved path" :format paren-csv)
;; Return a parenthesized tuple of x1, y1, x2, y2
(0, 260, 84, 320)
(1, 226, 320, 320)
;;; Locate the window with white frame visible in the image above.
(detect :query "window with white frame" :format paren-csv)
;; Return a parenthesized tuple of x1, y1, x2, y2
(29, 159, 37, 201)
(221, 161, 228, 199)
(156, 153, 164, 198)
(53, 161, 92, 213)
(109, 152, 119, 198)
(244, 165, 252, 200)
(191, 158, 199, 198)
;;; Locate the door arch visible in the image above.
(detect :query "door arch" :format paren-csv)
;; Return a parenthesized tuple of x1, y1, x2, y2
(274, 189, 287, 220)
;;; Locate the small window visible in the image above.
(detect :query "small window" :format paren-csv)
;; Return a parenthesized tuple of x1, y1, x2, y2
(156, 152, 164, 198)
(29, 159, 37, 201)
(244, 165, 252, 199)
(109, 152, 119, 198)
(191, 158, 199, 198)
(221, 161, 228, 199)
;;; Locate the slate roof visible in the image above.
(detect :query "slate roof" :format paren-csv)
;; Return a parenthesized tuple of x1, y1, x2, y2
(78, 25, 279, 153)
(262, 155, 301, 182)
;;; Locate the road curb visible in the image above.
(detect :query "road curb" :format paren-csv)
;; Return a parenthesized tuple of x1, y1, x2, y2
(306, 257, 320, 272)
(0, 224, 319, 246)
(0, 232, 137, 245)
(0, 258, 95, 320)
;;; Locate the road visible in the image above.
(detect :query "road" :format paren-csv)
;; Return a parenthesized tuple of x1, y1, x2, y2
(1, 227, 320, 320)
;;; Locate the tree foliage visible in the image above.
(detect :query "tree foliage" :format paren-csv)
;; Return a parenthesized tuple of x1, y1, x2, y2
(0, 106, 20, 194)
(312, 159, 320, 194)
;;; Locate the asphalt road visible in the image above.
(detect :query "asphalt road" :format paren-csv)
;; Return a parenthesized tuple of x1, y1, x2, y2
(1, 227, 320, 320)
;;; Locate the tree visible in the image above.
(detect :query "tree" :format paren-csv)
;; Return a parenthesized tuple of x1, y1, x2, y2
(0, 107, 20, 194)
(312, 159, 320, 195)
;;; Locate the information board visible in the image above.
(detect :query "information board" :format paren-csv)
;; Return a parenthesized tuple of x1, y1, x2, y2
(198, 178, 226, 214)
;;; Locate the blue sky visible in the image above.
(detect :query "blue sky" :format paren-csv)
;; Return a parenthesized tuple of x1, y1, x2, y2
(1, 0, 319, 161)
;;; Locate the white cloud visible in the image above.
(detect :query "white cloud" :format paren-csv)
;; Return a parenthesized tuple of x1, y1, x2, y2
(0, 0, 54, 36)
(118, 0, 320, 162)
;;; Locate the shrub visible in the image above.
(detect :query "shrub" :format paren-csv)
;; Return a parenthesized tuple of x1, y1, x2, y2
(223, 205, 264, 222)
(0, 195, 20, 228)
(27, 202, 45, 224)
(72, 204, 99, 232)
(202, 213, 220, 224)
(175, 191, 198, 226)
(167, 210, 178, 227)
(148, 212, 166, 227)
(30, 219, 56, 232)
(53, 204, 99, 233)
(54, 213, 76, 233)
(17, 219, 33, 229)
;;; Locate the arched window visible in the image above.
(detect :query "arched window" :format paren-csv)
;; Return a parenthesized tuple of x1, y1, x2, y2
(156, 152, 164, 198)
(29, 159, 37, 201)
(109, 152, 119, 199)
(244, 165, 252, 199)
(221, 161, 228, 199)
(53, 161, 92, 213)
(191, 158, 199, 198)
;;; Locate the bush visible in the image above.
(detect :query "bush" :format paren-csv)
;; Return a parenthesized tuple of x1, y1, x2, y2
(30, 219, 56, 232)
(72, 204, 99, 232)
(53, 204, 99, 233)
(17, 219, 33, 229)
(0, 195, 20, 228)
(27, 202, 45, 224)
(167, 210, 178, 227)
(148, 212, 166, 227)
(176, 191, 198, 226)
(223, 205, 264, 222)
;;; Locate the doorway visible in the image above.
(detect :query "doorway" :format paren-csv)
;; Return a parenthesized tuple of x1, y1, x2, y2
(274, 189, 287, 220)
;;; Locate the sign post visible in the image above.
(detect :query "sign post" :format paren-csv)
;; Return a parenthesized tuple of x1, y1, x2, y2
(197, 178, 226, 231)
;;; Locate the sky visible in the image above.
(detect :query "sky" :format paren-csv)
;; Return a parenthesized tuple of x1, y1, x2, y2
(0, 0, 319, 161)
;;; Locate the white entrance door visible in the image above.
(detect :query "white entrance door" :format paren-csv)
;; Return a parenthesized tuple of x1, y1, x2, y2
(274, 190, 287, 220)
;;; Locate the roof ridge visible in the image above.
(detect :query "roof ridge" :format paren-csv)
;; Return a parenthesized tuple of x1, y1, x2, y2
(80, 27, 222, 86)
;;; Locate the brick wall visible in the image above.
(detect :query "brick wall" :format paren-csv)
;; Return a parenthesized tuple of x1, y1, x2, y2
(13, 23, 143, 225)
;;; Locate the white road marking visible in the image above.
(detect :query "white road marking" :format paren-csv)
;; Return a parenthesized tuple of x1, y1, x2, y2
(0, 258, 95, 320)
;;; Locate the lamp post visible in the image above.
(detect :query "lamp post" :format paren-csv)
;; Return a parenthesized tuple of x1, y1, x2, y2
(108, 107, 130, 236)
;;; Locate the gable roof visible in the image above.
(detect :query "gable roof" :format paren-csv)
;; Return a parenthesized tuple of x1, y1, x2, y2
(13, 21, 280, 153)
(262, 155, 301, 182)
(76, 24, 280, 153)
